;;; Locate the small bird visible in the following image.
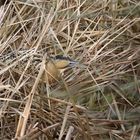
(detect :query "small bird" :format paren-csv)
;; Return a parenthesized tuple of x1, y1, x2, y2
(0, 49, 78, 84)
(42, 55, 78, 84)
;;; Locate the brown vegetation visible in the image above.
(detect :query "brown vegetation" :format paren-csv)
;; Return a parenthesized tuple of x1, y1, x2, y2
(0, 0, 140, 139)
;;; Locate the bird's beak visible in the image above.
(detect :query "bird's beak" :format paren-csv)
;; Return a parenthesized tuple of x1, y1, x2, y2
(69, 60, 79, 67)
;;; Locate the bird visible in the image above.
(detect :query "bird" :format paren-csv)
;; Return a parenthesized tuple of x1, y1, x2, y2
(0, 49, 78, 85)
(42, 55, 78, 84)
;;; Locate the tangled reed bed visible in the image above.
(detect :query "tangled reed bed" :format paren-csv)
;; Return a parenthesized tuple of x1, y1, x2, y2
(0, 0, 140, 139)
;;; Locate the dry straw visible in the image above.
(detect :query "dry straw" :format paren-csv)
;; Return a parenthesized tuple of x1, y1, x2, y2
(0, 0, 140, 139)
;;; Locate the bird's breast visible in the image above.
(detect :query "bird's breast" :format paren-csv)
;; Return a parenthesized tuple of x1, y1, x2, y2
(41, 61, 61, 84)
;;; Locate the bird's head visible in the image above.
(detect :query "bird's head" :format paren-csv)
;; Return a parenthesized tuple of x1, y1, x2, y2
(42, 55, 78, 83)
(51, 55, 78, 69)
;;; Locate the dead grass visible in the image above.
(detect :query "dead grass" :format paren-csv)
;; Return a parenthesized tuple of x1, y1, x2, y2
(0, 0, 140, 139)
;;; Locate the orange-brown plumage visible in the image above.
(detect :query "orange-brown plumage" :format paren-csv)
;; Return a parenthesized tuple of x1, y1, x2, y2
(42, 55, 78, 84)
